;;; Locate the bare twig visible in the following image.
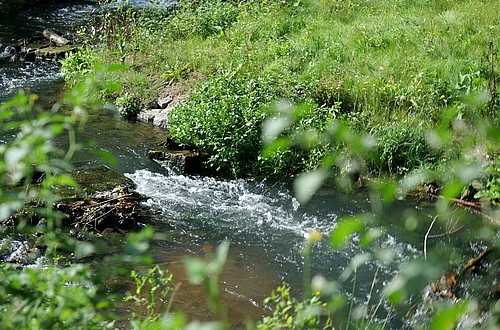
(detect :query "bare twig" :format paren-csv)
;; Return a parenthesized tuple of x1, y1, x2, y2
(424, 216, 437, 260)
(430, 194, 500, 226)
(459, 247, 497, 276)
(83, 194, 149, 208)
(427, 225, 464, 238)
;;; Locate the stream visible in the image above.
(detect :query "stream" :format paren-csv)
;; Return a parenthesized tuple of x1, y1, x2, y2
(0, 2, 491, 329)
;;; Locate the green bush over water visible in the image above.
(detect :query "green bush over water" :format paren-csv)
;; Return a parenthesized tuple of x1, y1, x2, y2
(169, 70, 280, 176)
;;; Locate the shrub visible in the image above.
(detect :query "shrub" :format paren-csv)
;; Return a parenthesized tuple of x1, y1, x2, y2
(370, 123, 442, 175)
(0, 264, 112, 329)
(169, 70, 283, 176)
(115, 93, 143, 117)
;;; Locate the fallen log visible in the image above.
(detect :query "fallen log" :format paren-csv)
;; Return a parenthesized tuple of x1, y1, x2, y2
(42, 29, 69, 47)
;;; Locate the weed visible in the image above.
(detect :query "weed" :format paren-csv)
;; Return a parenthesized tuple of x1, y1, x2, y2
(115, 93, 143, 117)
(125, 265, 176, 323)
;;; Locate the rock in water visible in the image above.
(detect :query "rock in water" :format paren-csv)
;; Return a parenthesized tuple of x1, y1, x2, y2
(42, 29, 69, 46)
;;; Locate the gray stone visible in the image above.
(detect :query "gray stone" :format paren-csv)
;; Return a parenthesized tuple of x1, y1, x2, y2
(137, 108, 161, 123)
(149, 149, 202, 174)
(158, 96, 172, 109)
(152, 108, 172, 129)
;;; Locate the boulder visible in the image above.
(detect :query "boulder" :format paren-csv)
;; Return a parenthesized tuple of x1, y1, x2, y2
(137, 108, 172, 129)
(149, 138, 202, 173)
(42, 29, 69, 46)
(149, 149, 202, 174)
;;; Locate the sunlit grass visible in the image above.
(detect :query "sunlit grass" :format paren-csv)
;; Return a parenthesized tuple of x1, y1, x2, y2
(62, 0, 500, 176)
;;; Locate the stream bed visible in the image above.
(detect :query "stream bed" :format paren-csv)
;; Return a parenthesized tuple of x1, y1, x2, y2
(1, 2, 495, 329)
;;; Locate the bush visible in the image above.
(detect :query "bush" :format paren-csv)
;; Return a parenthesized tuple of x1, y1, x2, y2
(370, 123, 442, 175)
(0, 264, 111, 329)
(115, 93, 143, 117)
(169, 70, 283, 176)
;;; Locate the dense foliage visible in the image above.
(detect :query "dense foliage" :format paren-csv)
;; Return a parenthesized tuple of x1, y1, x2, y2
(63, 0, 500, 178)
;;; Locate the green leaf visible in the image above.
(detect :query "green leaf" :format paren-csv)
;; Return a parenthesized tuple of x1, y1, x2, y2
(214, 240, 230, 269)
(262, 116, 292, 145)
(261, 137, 291, 159)
(75, 242, 95, 259)
(91, 149, 118, 167)
(330, 216, 364, 249)
(384, 259, 441, 305)
(184, 257, 208, 284)
(294, 168, 330, 204)
(441, 180, 464, 199)
(430, 301, 468, 330)
(106, 63, 126, 72)
(5, 146, 29, 168)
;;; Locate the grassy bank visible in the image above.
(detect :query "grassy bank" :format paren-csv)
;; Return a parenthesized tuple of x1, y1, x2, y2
(62, 0, 500, 178)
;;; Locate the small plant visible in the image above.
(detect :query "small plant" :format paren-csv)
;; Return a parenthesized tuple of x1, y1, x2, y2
(115, 93, 143, 117)
(474, 157, 500, 204)
(0, 262, 112, 329)
(255, 283, 330, 330)
(125, 265, 176, 323)
(184, 240, 229, 317)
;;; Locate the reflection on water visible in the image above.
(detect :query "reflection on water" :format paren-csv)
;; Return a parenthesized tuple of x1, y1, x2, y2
(0, 3, 99, 42)
(0, 2, 102, 100)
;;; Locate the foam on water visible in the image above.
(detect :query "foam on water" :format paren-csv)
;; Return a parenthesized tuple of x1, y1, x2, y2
(0, 61, 63, 100)
(126, 166, 336, 238)
(125, 164, 430, 328)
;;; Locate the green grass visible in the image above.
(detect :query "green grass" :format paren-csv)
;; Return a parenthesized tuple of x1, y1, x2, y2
(62, 0, 500, 177)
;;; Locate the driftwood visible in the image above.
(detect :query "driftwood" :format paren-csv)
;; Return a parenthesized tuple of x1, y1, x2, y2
(459, 247, 497, 276)
(42, 29, 69, 47)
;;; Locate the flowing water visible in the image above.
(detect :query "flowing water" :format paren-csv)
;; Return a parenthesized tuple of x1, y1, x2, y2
(0, 2, 489, 329)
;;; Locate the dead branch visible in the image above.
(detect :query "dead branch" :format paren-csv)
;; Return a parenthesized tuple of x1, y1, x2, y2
(459, 247, 497, 276)
(423, 216, 437, 260)
(430, 194, 500, 226)
(427, 225, 464, 238)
